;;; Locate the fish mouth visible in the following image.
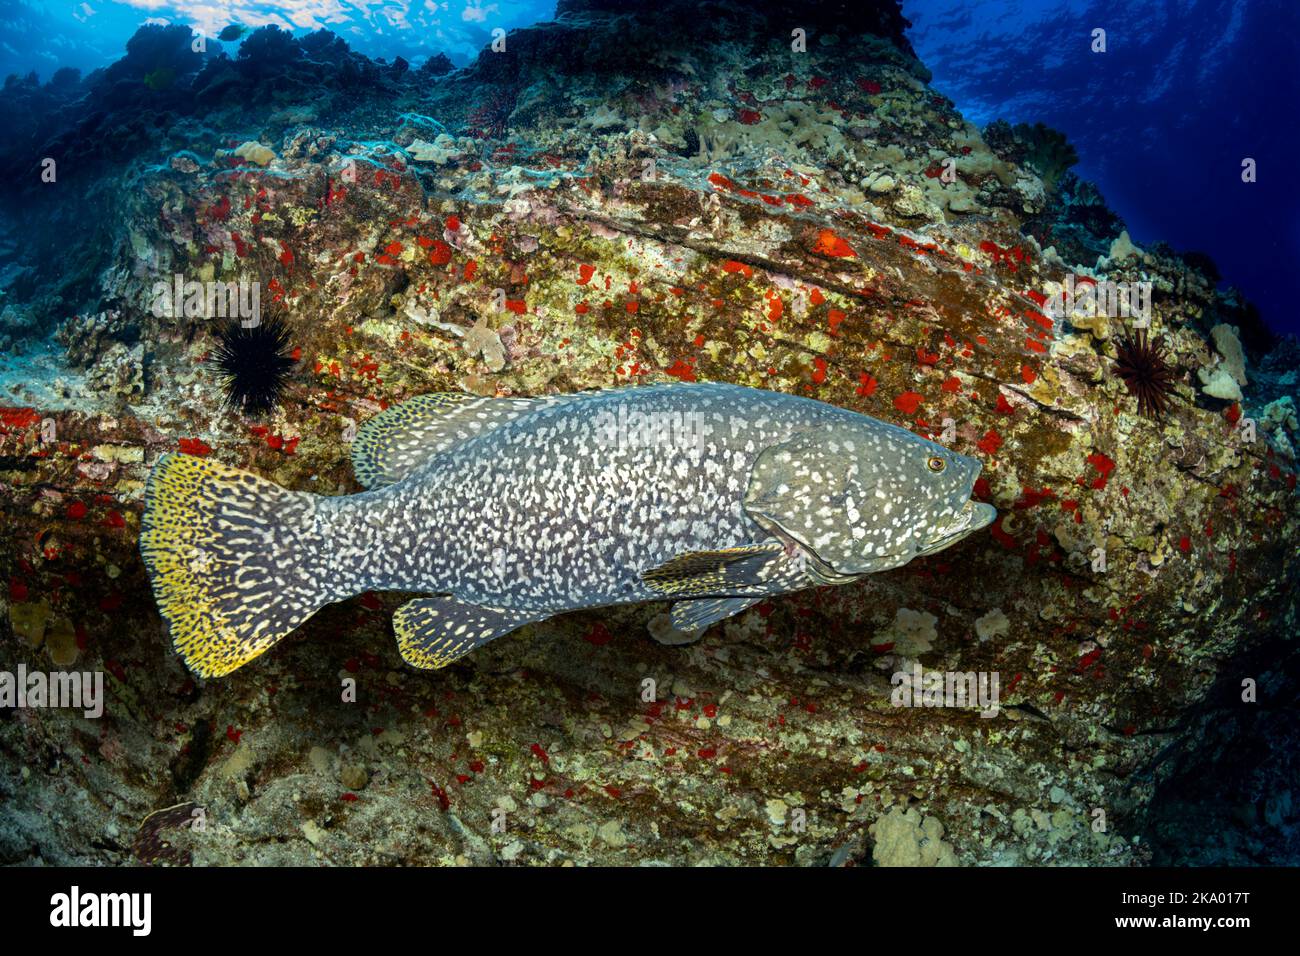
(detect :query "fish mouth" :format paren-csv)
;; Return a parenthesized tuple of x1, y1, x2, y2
(752, 496, 997, 580)
(915, 499, 997, 557)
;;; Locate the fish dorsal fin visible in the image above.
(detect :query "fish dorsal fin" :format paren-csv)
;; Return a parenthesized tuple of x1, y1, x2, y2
(640, 543, 786, 597)
(351, 392, 562, 488)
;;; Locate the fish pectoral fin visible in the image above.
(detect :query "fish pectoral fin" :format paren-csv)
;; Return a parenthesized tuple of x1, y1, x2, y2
(640, 543, 785, 597)
(351, 392, 573, 488)
(670, 597, 761, 632)
(393, 596, 540, 669)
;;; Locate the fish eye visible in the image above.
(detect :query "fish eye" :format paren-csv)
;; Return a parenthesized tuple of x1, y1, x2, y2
(927, 456, 946, 473)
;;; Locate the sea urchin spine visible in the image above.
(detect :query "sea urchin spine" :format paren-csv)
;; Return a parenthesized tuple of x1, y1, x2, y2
(211, 316, 296, 416)
(1113, 327, 1176, 419)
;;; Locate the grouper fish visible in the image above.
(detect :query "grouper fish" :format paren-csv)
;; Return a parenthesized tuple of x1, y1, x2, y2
(139, 382, 996, 678)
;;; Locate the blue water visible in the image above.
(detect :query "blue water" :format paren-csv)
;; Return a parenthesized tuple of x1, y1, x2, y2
(3, 0, 1296, 335)
(0, 0, 559, 74)
(903, 0, 1300, 337)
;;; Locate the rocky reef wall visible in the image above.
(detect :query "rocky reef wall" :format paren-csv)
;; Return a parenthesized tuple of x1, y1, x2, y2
(0, 0, 1296, 865)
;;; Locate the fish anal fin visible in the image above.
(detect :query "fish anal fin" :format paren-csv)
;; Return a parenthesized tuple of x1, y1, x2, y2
(393, 596, 540, 669)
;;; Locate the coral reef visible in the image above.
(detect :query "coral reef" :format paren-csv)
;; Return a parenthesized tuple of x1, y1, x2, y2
(984, 120, 1079, 196)
(0, 0, 1296, 866)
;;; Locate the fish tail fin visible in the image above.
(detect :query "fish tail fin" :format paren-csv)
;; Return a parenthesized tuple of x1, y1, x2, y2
(139, 453, 330, 678)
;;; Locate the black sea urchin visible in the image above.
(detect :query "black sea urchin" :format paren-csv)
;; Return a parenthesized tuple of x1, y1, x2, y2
(1113, 328, 1176, 419)
(211, 316, 296, 416)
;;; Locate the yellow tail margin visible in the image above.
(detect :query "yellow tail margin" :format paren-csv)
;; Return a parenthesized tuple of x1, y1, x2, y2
(139, 453, 326, 678)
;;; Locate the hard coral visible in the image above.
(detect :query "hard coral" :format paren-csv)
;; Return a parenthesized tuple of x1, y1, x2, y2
(984, 119, 1079, 195)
